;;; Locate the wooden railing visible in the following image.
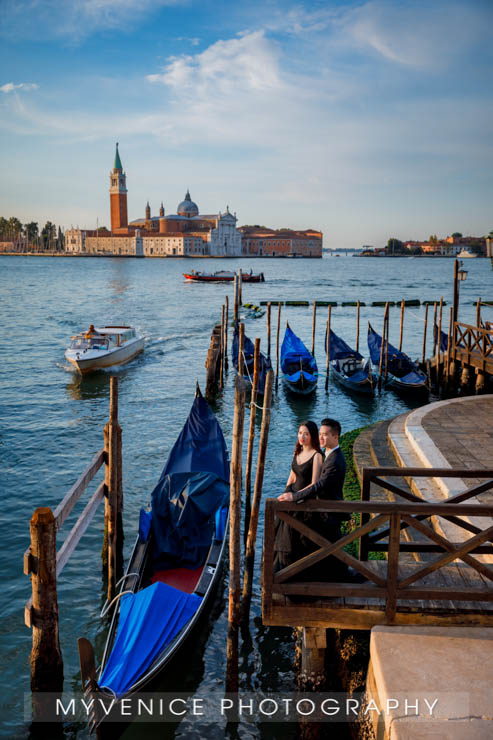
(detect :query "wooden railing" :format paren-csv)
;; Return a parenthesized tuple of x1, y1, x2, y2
(23, 449, 106, 627)
(453, 321, 493, 371)
(360, 466, 493, 559)
(24, 377, 123, 697)
(263, 495, 493, 623)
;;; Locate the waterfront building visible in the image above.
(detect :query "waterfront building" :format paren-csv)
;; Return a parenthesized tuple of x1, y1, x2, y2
(64, 145, 321, 257)
(240, 226, 322, 257)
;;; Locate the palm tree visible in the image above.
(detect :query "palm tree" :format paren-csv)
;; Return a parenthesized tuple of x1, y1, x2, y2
(25, 222, 39, 247)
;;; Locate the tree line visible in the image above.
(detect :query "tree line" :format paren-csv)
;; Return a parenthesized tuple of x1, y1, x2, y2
(0, 216, 64, 250)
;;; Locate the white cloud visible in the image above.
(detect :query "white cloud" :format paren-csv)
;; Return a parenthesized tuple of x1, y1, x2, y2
(148, 31, 283, 95)
(0, 0, 182, 41)
(0, 82, 39, 94)
(344, 0, 491, 69)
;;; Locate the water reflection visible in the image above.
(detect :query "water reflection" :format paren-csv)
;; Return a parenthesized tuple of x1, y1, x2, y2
(66, 372, 111, 401)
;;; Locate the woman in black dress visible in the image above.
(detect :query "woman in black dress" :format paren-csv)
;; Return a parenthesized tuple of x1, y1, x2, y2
(273, 421, 322, 571)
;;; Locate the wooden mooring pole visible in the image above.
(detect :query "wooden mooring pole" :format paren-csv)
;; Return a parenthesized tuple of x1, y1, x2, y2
(226, 376, 246, 693)
(224, 296, 229, 369)
(475, 297, 485, 393)
(436, 296, 443, 385)
(238, 322, 245, 377)
(275, 302, 281, 392)
(244, 338, 260, 543)
(106, 377, 123, 602)
(432, 301, 438, 359)
(29, 508, 64, 697)
(220, 305, 225, 390)
(422, 303, 429, 365)
(267, 302, 271, 358)
(378, 303, 389, 389)
(238, 269, 243, 306)
(311, 300, 316, 357)
(325, 305, 331, 391)
(233, 276, 238, 323)
(356, 300, 360, 353)
(398, 299, 405, 351)
(241, 369, 273, 626)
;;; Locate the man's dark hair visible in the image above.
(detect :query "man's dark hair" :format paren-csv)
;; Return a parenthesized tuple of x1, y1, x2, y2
(320, 418, 341, 437)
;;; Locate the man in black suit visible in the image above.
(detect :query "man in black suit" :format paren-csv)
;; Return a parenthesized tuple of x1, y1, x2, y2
(278, 418, 351, 581)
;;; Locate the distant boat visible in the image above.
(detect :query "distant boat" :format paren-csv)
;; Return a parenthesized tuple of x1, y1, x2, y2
(280, 323, 318, 394)
(456, 249, 477, 258)
(326, 328, 376, 394)
(232, 323, 272, 394)
(65, 325, 144, 374)
(184, 270, 265, 282)
(367, 324, 428, 394)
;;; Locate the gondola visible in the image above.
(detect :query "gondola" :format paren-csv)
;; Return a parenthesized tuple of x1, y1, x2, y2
(232, 322, 272, 394)
(280, 323, 318, 394)
(77, 386, 229, 732)
(326, 328, 376, 394)
(367, 323, 428, 393)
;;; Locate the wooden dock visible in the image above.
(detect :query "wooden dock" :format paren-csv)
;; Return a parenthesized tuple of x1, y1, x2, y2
(262, 467, 493, 631)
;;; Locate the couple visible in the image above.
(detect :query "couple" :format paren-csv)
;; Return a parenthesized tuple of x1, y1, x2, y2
(274, 418, 349, 581)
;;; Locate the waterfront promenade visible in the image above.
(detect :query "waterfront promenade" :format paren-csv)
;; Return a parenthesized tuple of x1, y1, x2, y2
(363, 395, 493, 739)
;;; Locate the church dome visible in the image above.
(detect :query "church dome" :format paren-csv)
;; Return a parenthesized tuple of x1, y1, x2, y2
(177, 190, 199, 217)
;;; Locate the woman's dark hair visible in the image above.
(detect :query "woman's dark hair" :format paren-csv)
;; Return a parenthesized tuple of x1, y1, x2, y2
(294, 420, 322, 456)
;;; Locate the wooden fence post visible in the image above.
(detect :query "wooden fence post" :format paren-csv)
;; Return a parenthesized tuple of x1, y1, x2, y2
(226, 376, 247, 693)
(241, 369, 273, 626)
(29, 507, 64, 695)
(244, 338, 260, 542)
(107, 377, 122, 602)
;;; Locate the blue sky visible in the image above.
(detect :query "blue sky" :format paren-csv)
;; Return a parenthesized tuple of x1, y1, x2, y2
(1, 0, 492, 248)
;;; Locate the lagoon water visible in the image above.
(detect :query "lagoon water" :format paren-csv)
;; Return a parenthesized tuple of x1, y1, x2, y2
(0, 254, 490, 738)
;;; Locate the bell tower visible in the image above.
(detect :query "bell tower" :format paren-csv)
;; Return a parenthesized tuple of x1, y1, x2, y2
(109, 143, 128, 232)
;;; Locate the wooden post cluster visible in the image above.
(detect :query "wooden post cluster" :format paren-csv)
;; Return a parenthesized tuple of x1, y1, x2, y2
(226, 376, 247, 693)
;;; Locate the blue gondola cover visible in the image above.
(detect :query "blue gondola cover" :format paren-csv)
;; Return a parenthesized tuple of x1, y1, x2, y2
(151, 471, 228, 569)
(280, 326, 318, 380)
(367, 326, 415, 375)
(99, 582, 202, 697)
(158, 394, 229, 482)
(232, 323, 272, 393)
(326, 328, 363, 360)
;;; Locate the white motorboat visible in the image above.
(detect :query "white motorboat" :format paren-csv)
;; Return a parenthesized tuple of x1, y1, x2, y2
(456, 248, 477, 258)
(65, 325, 144, 374)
